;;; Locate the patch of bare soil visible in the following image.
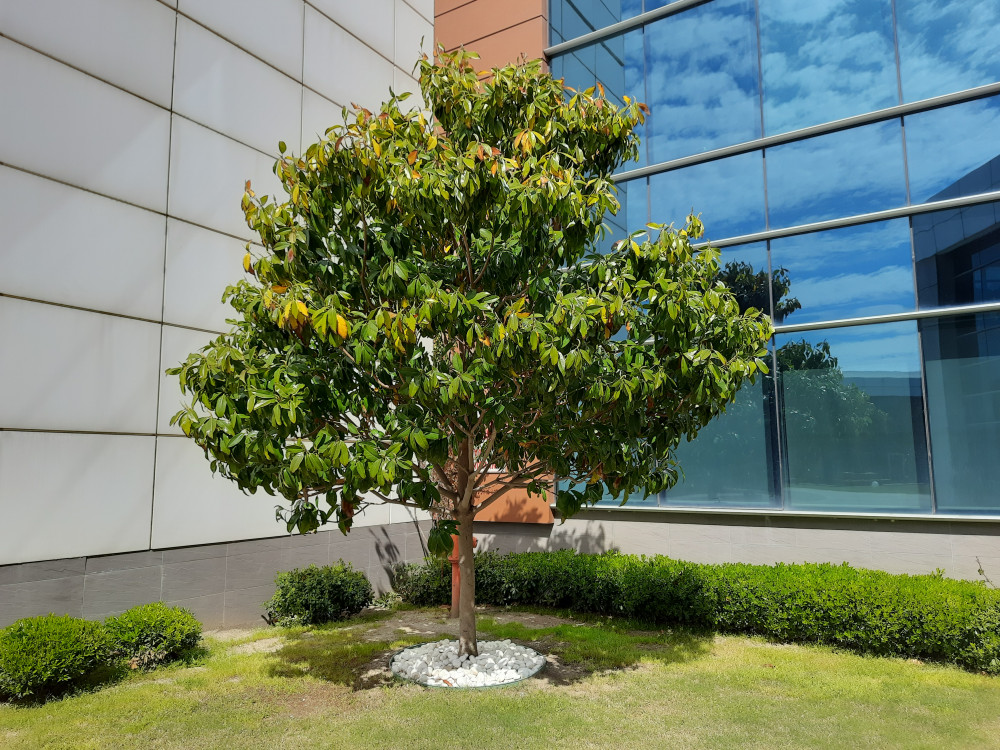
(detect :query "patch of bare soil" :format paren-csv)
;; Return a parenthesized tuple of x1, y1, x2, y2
(230, 637, 284, 655)
(207, 628, 257, 642)
(359, 606, 585, 643)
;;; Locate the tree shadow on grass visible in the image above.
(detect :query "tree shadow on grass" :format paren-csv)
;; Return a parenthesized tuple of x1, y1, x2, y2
(265, 609, 713, 691)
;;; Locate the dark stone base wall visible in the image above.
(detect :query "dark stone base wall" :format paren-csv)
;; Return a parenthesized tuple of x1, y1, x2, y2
(0, 520, 430, 629)
(7, 511, 1000, 630)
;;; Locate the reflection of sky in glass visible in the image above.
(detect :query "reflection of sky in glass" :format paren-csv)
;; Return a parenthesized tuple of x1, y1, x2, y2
(766, 121, 906, 228)
(550, 0, 619, 43)
(644, 0, 761, 162)
(649, 151, 766, 240)
(779, 322, 921, 374)
(759, 0, 899, 134)
(897, 0, 1000, 102)
(905, 95, 1000, 203)
(770, 220, 915, 324)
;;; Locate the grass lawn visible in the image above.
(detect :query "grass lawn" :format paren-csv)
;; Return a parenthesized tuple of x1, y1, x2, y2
(2, 606, 1000, 750)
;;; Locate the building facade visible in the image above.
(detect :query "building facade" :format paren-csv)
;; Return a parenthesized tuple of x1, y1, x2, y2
(0, 0, 434, 627)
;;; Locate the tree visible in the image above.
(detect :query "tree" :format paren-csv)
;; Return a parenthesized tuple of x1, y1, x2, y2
(168, 50, 773, 656)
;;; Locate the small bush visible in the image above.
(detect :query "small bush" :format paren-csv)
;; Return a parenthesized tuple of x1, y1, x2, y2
(265, 562, 373, 626)
(104, 603, 202, 670)
(391, 558, 451, 606)
(0, 614, 113, 700)
(397, 549, 1000, 674)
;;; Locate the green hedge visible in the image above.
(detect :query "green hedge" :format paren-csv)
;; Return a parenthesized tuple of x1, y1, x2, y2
(104, 603, 202, 669)
(0, 615, 113, 700)
(265, 562, 373, 626)
(393, 549, 1000, 674)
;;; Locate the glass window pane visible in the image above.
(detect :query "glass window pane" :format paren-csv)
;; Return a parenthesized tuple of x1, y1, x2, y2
(644, 0, 761, 163)
(921, 313, 1000, 513)
(769, 220, 916, 323)
(905, 95, 1000, 203)
(759, 0, 898, 134)
(663, 370, 781, 508)
(913, 201, 1000, 308)
(649, 151, 766, 240)
(664, 243, 778, 508)
(778, 322, 932, 513)
(896, 0, 1000, 102)
(766, 121, 906, 229)
(550, 0, 617, 41)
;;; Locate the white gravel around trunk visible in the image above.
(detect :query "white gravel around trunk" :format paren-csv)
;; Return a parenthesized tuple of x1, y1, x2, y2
(390, 639, 545, 687)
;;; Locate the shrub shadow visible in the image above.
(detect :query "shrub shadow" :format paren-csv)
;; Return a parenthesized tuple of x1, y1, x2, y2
(265, 609, 713, 691)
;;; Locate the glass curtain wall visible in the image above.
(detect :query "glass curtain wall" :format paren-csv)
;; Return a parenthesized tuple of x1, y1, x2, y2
(549, 0, 1000, 515)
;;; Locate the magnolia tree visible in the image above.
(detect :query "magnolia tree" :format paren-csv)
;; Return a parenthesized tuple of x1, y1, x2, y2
(169, 50, 773, 656)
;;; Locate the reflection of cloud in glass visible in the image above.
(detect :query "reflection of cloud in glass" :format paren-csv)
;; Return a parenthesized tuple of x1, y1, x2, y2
(770, 220, 915, 322)
(760, 0, 898, 134)
(787, 322, 921, 373)
(643, 0, 761, 162)
(905, 95, 1000, 202)
(649, 151, 766, 240)
(897, 0, 1000, 102)
(766, 120, 906, 228)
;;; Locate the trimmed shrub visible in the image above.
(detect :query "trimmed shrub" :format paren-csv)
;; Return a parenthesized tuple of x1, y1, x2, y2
(0, 614, 112, 700)
(392, 557, 451, 606)
(265, 562, 373, 626)
(396, 550, 1000, 674)
(104, 603, 202, 670)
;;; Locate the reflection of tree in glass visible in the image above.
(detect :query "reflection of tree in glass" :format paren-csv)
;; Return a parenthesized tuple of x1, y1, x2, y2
(713, 260, 890, 493)
(777, 340, 886, 440)
(716, 261, 801, 322)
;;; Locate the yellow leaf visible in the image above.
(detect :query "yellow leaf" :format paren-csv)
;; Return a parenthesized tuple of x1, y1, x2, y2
(242, 253, 253, 274)
(271, 285, 288, 293)
(336, 314, 348, 339)
(428, 135, 437, 149)
(373, 141, 382, 157)
(291, 184, 300, 204)
(407, 150, 418, 165)
(295, 301, 309, 319)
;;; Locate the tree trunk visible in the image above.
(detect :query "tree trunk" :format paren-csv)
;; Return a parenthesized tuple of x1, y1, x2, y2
(456, 510, 478, 657)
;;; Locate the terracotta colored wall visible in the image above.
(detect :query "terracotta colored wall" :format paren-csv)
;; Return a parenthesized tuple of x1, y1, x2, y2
(435, 0, 548, 71)
(437, 0, 553, 524)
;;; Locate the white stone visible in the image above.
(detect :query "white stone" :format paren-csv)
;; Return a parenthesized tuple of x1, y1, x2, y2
(390, 639, 545, 688)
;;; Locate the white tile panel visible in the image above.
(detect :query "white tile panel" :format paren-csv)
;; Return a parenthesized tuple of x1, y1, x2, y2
(393, 0, 432, 75)
(162, 219, 247, 332)
(0, 167, 166, 319)
(0, 432, 155, 564)
(393, 68, 426, 111)
(151, 436, 288, 548)
(180, 0, 304, 80)
(402, 0, 433, 24)
(0, 0, 176, 107)
(157, 324, 218, 435)
(301, 89, 344, 149)
(167, 115, 283, 239)
(303, 6, 394, 116)
(352, 501, 392, 528)
(309, 0, 394, 61)
(0, 298, 161, 433)
(0, 39, 170, 212)
(173, 17, 301, 156)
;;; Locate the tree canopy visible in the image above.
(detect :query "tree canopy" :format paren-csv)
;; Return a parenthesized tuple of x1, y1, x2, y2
(168, 50, 773, 654)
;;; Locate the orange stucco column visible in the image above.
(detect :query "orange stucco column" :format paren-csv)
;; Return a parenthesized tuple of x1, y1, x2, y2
(436, 0, 554, 525)
(436, 0, 548, 72)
